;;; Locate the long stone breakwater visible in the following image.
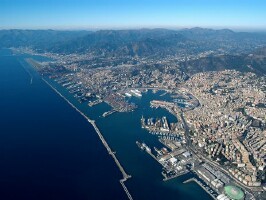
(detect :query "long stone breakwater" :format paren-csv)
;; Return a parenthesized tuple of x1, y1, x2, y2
(42, 78, 133, 200)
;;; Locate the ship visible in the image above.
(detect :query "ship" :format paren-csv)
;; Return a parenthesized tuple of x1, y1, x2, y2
(136, 141, 145, 150)
(125, 92, 132, 97)
(141, 115, 146, 128)
(136, 141, 151, 152)
(130, 89, 142, 97)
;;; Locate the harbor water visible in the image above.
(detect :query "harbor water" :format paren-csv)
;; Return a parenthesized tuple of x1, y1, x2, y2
(0, 48, 212, 200)
(0, 49, 126, 200)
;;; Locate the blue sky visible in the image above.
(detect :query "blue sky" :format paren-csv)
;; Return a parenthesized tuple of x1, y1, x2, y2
(0, 0, 266, 30)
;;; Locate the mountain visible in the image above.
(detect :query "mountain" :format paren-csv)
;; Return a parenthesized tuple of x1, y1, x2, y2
(179, 49, 266, 75)
(0, 30, 90, 51)
(47, 28, 266, 56)
(48, 29, 188, 55)
(1, 28, 266, 74)
(1, 28, 266, 56)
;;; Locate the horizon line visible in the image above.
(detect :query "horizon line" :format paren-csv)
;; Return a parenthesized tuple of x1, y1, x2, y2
(1, 25, 266, 33)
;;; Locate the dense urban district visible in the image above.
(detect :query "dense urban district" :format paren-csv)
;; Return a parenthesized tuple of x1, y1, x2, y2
(8, 28, 266, 200)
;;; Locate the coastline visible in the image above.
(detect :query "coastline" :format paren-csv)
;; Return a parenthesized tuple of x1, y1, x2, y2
(42, 77, 133, 200)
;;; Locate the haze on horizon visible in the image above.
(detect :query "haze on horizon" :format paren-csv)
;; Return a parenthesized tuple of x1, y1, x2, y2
(1, 0, 266, 31)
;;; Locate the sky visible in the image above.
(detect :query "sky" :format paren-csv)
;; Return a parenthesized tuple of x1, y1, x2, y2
(0, 0, 266, 31)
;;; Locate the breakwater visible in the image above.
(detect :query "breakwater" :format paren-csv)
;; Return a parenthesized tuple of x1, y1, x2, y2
(42, 78, 133, 200)
(19, 59, 34, 85)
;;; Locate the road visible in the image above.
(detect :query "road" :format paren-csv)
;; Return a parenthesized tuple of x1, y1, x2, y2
(179, 110, 262, 197)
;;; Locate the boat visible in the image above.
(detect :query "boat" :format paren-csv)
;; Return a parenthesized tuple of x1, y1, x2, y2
(125, 92, 132, 97)
(136, 141, 145, 150)
(130, 89, 142, 97)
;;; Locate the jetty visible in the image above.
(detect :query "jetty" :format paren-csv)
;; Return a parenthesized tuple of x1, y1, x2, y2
(42, 78, 133, 200)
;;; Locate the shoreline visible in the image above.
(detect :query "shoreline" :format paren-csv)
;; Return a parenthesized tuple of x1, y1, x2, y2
(42, 77, 133, 200)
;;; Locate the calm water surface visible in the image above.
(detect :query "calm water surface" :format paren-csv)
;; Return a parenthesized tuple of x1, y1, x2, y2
(0, 49, 126, 200)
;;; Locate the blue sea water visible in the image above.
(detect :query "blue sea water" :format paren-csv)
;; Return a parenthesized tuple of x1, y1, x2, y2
(0, 48, 213, 200)
(0, 48, 126, 200)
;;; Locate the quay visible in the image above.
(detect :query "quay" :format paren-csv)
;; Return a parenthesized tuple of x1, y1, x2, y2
(42, 78, 133, 200)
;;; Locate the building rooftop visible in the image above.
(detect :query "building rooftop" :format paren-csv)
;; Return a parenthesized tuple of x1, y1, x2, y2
(224, 185, 244, 200)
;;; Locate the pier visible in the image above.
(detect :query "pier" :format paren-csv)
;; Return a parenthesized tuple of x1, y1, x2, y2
(42, 78, 133, 200)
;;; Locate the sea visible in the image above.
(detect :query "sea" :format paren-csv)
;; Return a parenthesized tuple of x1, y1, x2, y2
(0, 48, 212, 200)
